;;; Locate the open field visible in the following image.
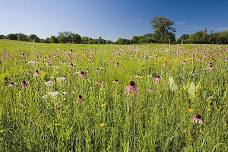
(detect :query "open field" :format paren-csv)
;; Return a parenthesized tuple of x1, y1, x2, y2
(0, 40, 228, 151)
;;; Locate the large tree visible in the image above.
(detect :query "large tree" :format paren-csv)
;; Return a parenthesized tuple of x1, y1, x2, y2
(28, 34, 40, 42)
(151, 16, 176, 43)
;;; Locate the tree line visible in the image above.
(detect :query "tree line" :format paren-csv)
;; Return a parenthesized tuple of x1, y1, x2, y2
(0, 32, 113, 44)
(1, 16, 228, 44)
(177, 29, 228, 44)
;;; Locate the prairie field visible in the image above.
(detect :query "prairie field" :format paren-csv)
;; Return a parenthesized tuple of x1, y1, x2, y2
(0, 40, 228, 151)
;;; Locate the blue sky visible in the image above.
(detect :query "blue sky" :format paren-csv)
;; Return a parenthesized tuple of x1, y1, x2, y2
(0, 0, 228, 40)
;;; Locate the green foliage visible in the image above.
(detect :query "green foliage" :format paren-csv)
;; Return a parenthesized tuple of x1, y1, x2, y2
(178, 30, 228, 44)
(28, 34, 40, 42)
(1, 32, 114, 44)
(116, 38, 132, 44)
(49, 35, 59, 43)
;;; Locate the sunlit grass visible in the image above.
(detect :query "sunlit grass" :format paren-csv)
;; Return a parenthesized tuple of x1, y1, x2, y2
(0, 40, 227, 151)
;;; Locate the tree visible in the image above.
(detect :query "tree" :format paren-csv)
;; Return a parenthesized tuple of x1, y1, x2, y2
(151, 16, 176, 43)
(28, 34, 40, 42)
(81, 37, 91, 44)
(177, 34, 190, 44)
(57, 32, 71, 43)
(0, 35, 6, 39)
(219, 31, 228, 44)
(49, 36, 58, 43)
(116, 38, 132, 44)
(190, 30, 208, 44)
(71, 33, 81, 44)
(17, 33, 28, 41)
(132, 36, 139, 44)
(7, 33, 18, 40)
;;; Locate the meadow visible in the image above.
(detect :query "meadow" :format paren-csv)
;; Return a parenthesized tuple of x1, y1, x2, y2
(0, 40, 227, 152)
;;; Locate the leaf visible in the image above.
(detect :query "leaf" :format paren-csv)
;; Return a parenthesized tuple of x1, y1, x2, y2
(65, 126, 73, 140)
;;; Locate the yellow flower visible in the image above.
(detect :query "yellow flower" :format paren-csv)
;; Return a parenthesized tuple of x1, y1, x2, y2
(188, 109, 194, 112)
(99, 123, 106, 128)
(207, 108, 211, 112)
(101, 104, 106, 108)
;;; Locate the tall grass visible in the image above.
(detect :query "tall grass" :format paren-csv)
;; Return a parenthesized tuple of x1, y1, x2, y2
(0, 40, 227, 151)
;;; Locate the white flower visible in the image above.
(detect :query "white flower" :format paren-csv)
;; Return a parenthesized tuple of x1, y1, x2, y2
(45, 80, 54, 86)
(33, 71, 40, 77)
(63, 92, 68, 95)
(7, 83, 14, 88)
(41, 95, 48, 99)
(169, 76, 178, 92)
(27, 61, 38, 65)
(56, 76, 67, 82)
(48, 91, 59, 97)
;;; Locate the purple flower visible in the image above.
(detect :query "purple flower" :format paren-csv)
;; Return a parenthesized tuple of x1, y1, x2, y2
(21, 80, 29, 88)
(33, 70, 40, 78)
(154, 75, 161, 83)
(78, 95, 84, 105)
(192, 114, 203, 124)
(125, 81, 138, 96)
(80, 71, 87, 79)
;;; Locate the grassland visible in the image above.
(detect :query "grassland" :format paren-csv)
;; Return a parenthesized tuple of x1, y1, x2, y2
(0, 40, 227, 151)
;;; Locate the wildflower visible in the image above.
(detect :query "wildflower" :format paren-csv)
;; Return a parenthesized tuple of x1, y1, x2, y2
(147, 89, 156, 94)
(206, 108, 211, 112)
(48, 91, 59, 97)
(188, 109, 194, 113)
(78, 95, 84, 105)
(182, 60, 187, 64)
(27, 61, 38, 65)
(69, 63, 74, 67)
(33, 70, 40, 77)
(4, 77, 9, 85)
(96, 81, 105, 87)
(115, 62, 119, 67)
(80, 71, 87, 79)
(21, 80, 29, 88)
(208, 63, 213, 72)
(135, 74, 143, 79)
(7, 82, 15, 88)
(203, 69, 207, 73)
(21, 53, 26, 58)
(56, 76, 67, 83)
(192, 114, 203, 124)
(154, 74, 161, 83)
(169, 76, 178, 92)
(99, 123, 106, 128)
(163, 61, 168, 67)
(41, 95, 48, 99)
(125, 81, 138, 96)
(45, 80, 54, 86)
(101, 104, 106, 108)
(112, 79, 119, 85)
(63, 92, 68, 95)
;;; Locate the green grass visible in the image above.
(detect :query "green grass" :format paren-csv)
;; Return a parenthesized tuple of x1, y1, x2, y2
(0, 40, 227, 152)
